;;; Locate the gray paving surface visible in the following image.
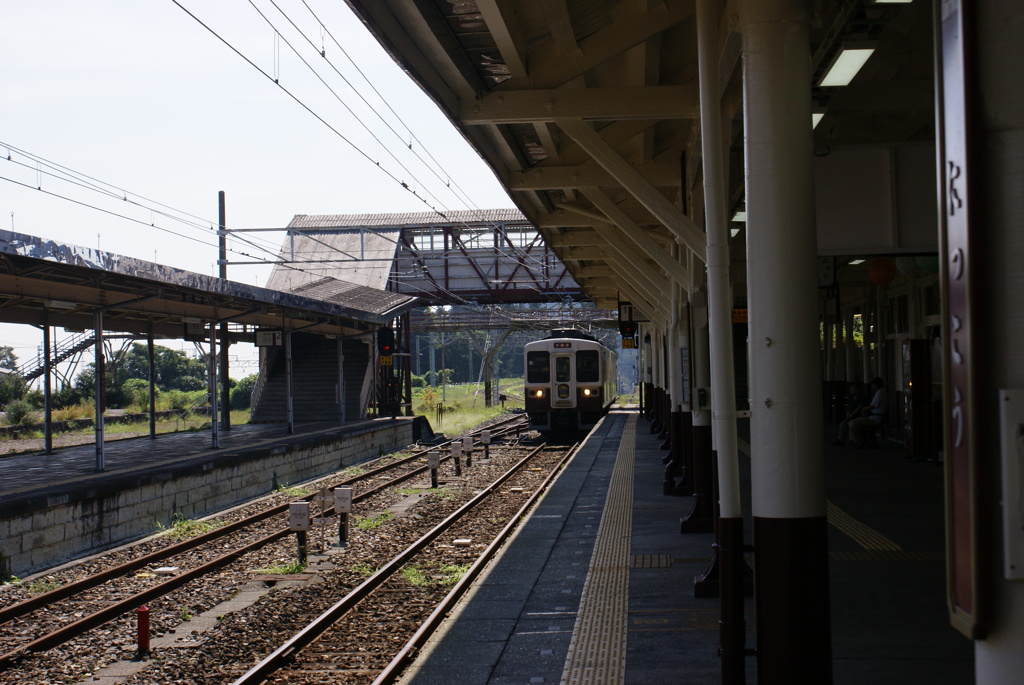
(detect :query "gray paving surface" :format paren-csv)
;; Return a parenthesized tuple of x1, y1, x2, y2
(0, 418, 406, 504)
(401, 409, 974, 684)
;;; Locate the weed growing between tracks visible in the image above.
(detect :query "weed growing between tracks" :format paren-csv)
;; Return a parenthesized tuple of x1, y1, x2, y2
(156, 514, 224, 541)
(355, 511, 394, 530)
(255, 560, 307, 575)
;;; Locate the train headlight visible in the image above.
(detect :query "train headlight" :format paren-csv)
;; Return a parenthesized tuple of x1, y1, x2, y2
(583, 388, 592, 396)
(535, 389, 545, 398)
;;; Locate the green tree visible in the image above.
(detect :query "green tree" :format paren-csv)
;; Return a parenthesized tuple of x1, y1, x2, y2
(0, 346, 17, 373)
(115, 344, 208, 391)
(0, 373, 27, 406)
(230, 374, 258, 410)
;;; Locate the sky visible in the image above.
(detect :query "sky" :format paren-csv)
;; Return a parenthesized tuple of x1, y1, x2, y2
(0, 0, 513, 378)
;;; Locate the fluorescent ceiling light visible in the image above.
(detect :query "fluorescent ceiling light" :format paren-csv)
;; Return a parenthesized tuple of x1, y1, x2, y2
(873, 0, 912, 4)
(730, 227, 741, 238)
(812, 112, 825, 129)
(46, 300, 77, 309)
(819, 45, 876, 87)
(731, 210, 746, 222)
(849, 259, 866, 265)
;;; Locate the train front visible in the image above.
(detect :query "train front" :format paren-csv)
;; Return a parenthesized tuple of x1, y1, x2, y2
(524, 337, 611, 432)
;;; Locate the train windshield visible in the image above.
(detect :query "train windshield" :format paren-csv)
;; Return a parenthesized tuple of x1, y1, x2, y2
(576, 350, 599, 382)
(555, 356, 572, 382)
(527, 351, 550, 383)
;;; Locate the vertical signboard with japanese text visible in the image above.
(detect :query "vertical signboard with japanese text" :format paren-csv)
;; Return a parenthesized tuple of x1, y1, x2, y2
(938, 0, 986, 639)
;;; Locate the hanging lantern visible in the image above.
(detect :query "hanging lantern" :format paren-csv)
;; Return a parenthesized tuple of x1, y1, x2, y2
(867, 258, 897, 286)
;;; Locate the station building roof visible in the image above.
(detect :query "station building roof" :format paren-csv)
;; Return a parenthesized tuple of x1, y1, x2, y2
(0, 229, 417, 342)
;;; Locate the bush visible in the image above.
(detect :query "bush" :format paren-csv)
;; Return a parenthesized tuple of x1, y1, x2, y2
(52, 404, 94, 421)
(161, 389, 208, 411)
(230, 374, 258, 410)
(4, 400, 33, 426)
(175, 376, 207, 392)
(52, 384, 84, 409)
(0, 374, 27, 406)
(23, 389, 44, 410)
(121, 378, 154, 410)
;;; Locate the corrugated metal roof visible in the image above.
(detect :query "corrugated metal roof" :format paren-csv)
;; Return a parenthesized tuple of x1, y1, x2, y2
(287, 208, 527, 229)
(289, 276, 412, 315)
(266, 229, 400, 291)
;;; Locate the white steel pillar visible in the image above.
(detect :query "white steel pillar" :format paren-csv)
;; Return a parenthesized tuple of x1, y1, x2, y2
(337, 338, 346, 424)
(697, 0, 744, 677)
(285, 331, 295, 434)
(208, 322, 220, 449)
(94, 312, 105, 472)
(740, 1, 831, 682)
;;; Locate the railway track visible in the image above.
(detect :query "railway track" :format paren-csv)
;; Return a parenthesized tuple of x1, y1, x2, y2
(232, 442, 576, 685)
(0, 415, 531, 680)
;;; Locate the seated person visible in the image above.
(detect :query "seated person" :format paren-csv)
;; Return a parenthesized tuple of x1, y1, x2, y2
(849, 377, 888, 447)
(834, 382, 868, 446)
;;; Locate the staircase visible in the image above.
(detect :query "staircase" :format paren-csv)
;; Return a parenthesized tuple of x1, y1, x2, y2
(19, 331, 98, 383)
(250, 334, 370, 423)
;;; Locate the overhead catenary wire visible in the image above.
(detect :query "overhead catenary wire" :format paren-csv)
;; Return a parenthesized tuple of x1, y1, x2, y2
(170, 0, 452, 220)
(179, 1, 554, 277)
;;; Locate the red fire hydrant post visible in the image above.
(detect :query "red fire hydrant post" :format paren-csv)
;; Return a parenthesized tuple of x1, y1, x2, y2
(136, 605, 151, 658)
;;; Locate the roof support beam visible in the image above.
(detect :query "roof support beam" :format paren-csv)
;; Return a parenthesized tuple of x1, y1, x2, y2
(461, 86, 698, 124)
(502, 162, 680, 190)
(574, 188, 691, 287)
(556, 205, 672, 307)
(501, 0, 694, 90)
(476, 0, 528, 78)
(556, 117, 707, 260)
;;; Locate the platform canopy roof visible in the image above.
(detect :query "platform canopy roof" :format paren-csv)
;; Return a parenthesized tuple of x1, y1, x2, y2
(0, 229, 418, 341)
(341, 0, 934, 314)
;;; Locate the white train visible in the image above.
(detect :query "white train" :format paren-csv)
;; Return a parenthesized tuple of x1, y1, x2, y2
(523, 330, 618, 432)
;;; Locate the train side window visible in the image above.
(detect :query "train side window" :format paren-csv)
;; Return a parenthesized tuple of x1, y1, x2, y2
(576, 350, 599, 382)
(555, 356, 572, 382)
(527, 351, 550, 383)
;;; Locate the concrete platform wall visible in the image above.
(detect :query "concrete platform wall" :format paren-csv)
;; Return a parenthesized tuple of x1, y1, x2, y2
(0, 422, 413, 578)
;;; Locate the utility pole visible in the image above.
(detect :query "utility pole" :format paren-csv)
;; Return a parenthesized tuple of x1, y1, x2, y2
(218, 191, 231, 431)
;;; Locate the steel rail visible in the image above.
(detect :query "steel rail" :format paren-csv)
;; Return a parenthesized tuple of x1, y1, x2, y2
(372, 442, 581, 685)
(0, 527, 292, 670)
(0, 414, 527, 626)
(231, 442, 551, 685)
(0, 416, 531, 670)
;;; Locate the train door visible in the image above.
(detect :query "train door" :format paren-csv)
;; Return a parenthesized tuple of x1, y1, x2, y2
(553, 354, 574, 409)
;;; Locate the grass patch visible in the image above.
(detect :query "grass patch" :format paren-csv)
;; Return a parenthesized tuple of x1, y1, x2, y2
(274, 484, 311, 498)
(158, 513, 223, 541)
(400, 562, 471, 588)
(180, 608, 194, 621)
(25, 578, 60, 595)
(256, 559, 307, 575)
(350, 562, 378, 576)
(438, 563, 471, 586)
(354, 511, 394, 530)
(414, 381, 524, 436)
(401, 565, 430, 587)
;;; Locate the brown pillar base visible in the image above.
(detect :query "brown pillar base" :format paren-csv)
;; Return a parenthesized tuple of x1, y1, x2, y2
(720, 516, 751, 684)
(676, 411, 694, 494)
(680, 424, 714, 533)
(753, 516, 832, 684)
(662, 410, 686, 495)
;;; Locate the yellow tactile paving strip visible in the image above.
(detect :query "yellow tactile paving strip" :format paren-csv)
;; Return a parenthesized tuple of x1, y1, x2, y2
(825, 501, 902, 551)
(737, 436, 909, 555)
(560, 414, 636, 685)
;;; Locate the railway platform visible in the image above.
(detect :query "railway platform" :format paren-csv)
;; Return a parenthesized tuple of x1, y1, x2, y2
(0, 417, 426, 577)
(400, 408, 974, 684)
